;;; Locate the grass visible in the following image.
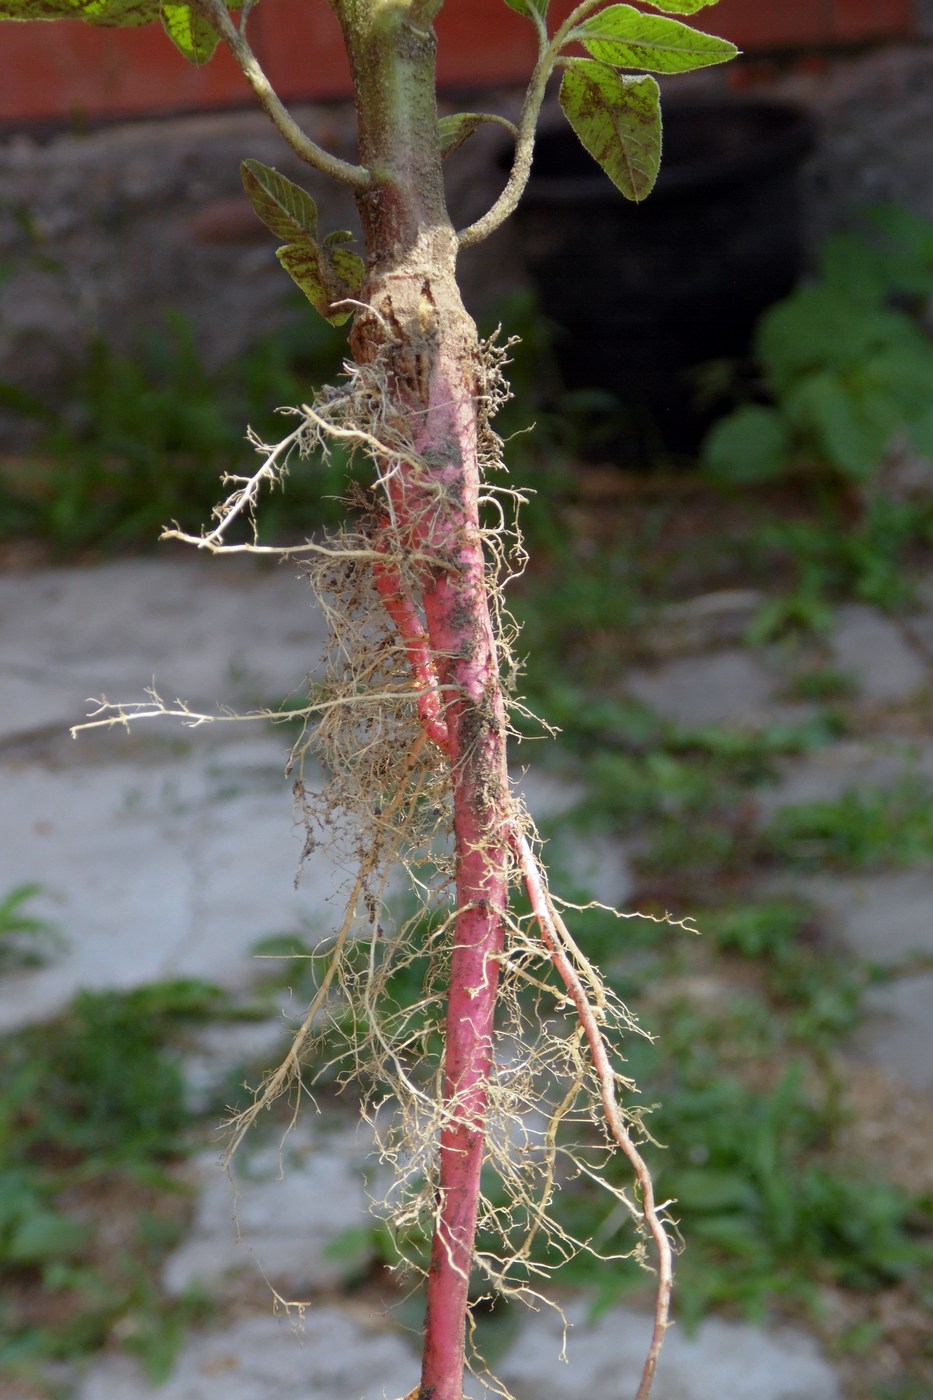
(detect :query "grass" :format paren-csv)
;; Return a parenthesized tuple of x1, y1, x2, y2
(0, 979, 233, 1385)
(0, 884, 64, 972)
(765, 778, 933, 869)
(0, 309, 356, 555)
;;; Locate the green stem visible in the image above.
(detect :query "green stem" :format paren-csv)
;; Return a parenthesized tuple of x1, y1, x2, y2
(193, 0, 370, 187)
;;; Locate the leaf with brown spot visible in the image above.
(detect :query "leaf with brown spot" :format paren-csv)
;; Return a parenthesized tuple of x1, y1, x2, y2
(559, 60, 661, 203)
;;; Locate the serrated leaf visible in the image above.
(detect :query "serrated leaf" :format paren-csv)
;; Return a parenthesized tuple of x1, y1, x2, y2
(439, 113, 489, 160)
(241, 159, 319, 243)
(160, 0, 219, 61)
(241, 164, 361, 325)
(501, 0, 547, 18)
(572, 4, 737, 74)
(559, 60, 661, 203)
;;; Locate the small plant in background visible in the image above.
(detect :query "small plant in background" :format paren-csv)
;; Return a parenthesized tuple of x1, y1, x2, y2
(702, 205, 933, 486)
(0, 884, 63, 972)
(700, 204, 933, 639)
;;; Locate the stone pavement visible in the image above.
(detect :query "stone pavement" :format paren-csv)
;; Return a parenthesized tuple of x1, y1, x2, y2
(2, 557, 932, 1400)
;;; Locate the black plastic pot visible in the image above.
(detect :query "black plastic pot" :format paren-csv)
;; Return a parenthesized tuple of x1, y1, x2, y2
(514, 98, 814, 460)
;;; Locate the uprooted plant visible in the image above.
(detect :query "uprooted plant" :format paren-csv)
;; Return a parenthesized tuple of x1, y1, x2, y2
(1, 1, 736, 1396)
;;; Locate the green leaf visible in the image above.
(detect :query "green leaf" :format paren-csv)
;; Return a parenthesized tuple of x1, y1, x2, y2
(701, 405, 791, 484)
(8, 1208, 90, 1265)
(0, 0, 237, 54)
(241, 163, 362, 325)
(639, 0, 722, 12)
(501, 0, 548, 18)
(241, 159, 319, 242)
(866, 202, 933, 297)
(817, 232, 887, 308)
(160, 1, 219, 62)
(276, 243, 359, 327)
(571, 4, 737, 74)
(559, 60, 661, 203)
(756, 287, 910, 394)
(439, 113, 489, 160)
(906, 402, 933, 458)
(784, 371, 895, 480)
(0, 0, 158, 21)
(323, 230, 365, 298)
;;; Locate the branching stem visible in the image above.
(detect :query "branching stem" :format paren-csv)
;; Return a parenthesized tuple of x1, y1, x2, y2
(191, 0, 371, 188)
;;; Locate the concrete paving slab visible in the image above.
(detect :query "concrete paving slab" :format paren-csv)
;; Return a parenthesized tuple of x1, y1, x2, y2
(856, 973, 933, 1095)
(1, 559, 923, 1400)
(73, 1309, 418, 1400)
(904, 606, 933, 664)
(828, 604, 928, 704)
(0, 740, 342, 1033)
(624, 649, 778, 729)
(498, 1299, 843, 1400)
(163, 1123, 373, 1298)
(0, 556, 327, 744)
(516, 768, 634, 908)
(755, 738, 933, 818)
(67, 1293, 844, 1400)
(800, 871, 933, 964)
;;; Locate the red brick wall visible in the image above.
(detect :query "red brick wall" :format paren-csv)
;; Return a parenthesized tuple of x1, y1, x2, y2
(0, 0, 916, 125)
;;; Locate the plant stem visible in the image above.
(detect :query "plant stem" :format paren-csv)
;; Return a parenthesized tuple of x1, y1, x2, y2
(337, 8, 512, 1397)
(193, 0, 370, 187)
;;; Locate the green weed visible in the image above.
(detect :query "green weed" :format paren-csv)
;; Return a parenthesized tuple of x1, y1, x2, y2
(0, 310, 355, 554)
(746, 499, 933, 641)
(0, 979, 230, 1383)
(702, 899, 865, 1042)
(766, 778, 933, 870)
(0, 884, 64, 971)
(702, 205, 933, 486)
(781, 666, 859, 704)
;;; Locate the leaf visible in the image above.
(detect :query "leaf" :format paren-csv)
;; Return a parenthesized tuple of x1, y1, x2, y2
(906, 401, 933, 458)
(277, 243, 360, 327)
(817, 233, 887, 307)
(571, 4, 737, 74)
(639, 0, 722, 12)
(8, 1208, 90, 1265)
(784, 371, 895, 480)
(501, 0, 548, 18)
(240, 162, 361, 324)
(241, 159, 319, 243)
(559, 60, 661, 203)
(160, 1, 219, 62)
(439, 113, 489, 160)
(323, 230, 365, 297)
(0, 0, 158, 21)
(701, 405, 791, 484)
(756, 287, 908, 394)
(0, 0, 236, 60)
